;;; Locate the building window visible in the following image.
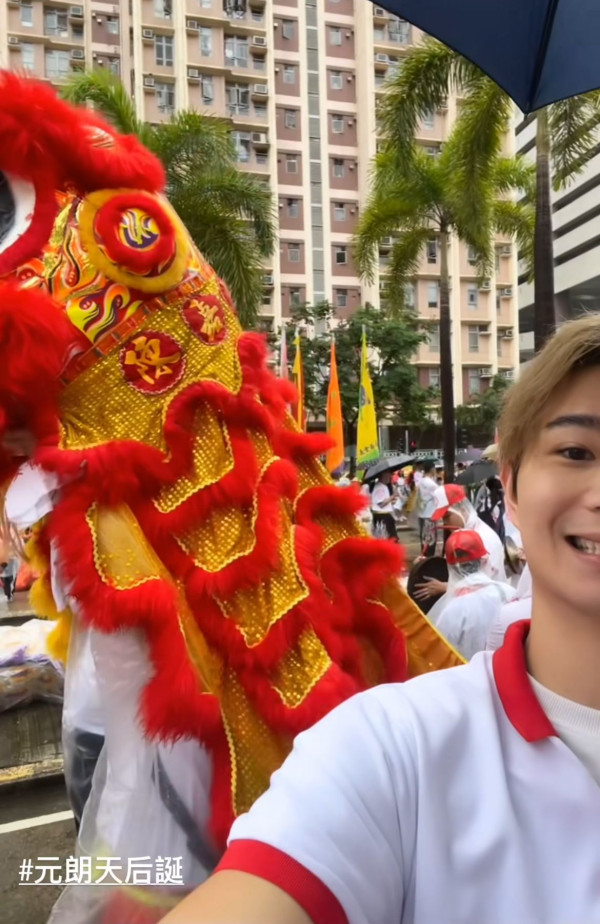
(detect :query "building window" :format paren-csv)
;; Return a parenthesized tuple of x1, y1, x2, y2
(290, 287, 302, 306)
(232, 131, 251, 163)
(156, 81, 175, 114)
(334, 245, 348, 265)
(202, 75, 214, 104)
(497, 335, 503, 358)
(468, 369, 481, 395)
(428, 326, 440, 352)
(224, 0, 247, 18)
(330, 70, 343, 90)
(331, 115, 345, 134)
(425, 145, 440, 157)
(329, 27, 342, 46)
(285, 154, 298, 174)
(199, 0, 211, 6)
(332, 158, 345, 178)
(108, 57, 120, 75)
(335, 288, 348, 308)
(389, 19, 411, 43)
(284, 109, 297, 129)
(45, 48, 70, 79)
(224, 35, 248, 68)
(468, 325, 480, 352)
(422, 109, 434, 129)
(20, 42, 35, 70)
(155, 34, 174, 66)
(253, 56, 266, 71)
(429, 367, 441, 388)
(200, 27, 212, 56)
(155, 0, 172, 17)
(226, 83, 250, 116)
(286, 198, 300, 218)
(496, 293, 501, 312)
(288, 243, 300, 263)
(467, 245, 478, 265)
(107, 16, 119, 34)
(281, 19, 296, 40)
(405, 283, 415, 309)
(427, 281, 439, 308)
(253, 103, 267, 117)
(71, 22, 83, 38)
(20, 2, 33, 26)
(44, 9, 68, 36)
(426, 239, 437, 263)
(282, 65, 296, 85)
(467, 284, 478, 309)
(334, 203, 346, 221)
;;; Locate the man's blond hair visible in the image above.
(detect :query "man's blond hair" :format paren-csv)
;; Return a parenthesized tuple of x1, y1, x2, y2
(498, 314, 600, 474)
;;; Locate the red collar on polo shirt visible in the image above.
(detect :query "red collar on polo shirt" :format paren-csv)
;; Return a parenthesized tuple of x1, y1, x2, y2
(493, 620, 557, 742)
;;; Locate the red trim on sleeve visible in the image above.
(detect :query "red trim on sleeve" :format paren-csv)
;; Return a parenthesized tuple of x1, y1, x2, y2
(216, 839, 348, 924)
(492, 619, 557, 742)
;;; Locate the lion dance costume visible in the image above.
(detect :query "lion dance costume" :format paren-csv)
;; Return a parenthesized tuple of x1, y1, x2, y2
(0, 73, 461, 923)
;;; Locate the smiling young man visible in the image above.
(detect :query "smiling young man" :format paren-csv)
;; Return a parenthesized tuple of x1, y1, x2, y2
(161, 316, 600, 924)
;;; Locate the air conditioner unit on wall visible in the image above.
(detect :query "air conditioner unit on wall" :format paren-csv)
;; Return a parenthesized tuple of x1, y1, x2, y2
(186, 20, 199, 31)
(142, 29, 155, 40)
(479, 280, 491, 290)
(253, 83, 268, 94)
(252, 35, 267, 46)
(503, 328, 514, 338)
(143, 75, 155, 88)
(375, 53, 389, 63)
(501, 287, 513, 297)
(70, 48, 85, 59)
(263, 274, 274, 286)
(187, 67, 200, 80)
(7, 36, 20, 46)
(69, 5, 84, 18)
(252, 132, 268, 145)
(479, 368, 493, 377)
(500, 244, 512, 256)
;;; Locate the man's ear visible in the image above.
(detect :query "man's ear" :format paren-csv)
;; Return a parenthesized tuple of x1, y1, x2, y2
(501, 464, 519, 529)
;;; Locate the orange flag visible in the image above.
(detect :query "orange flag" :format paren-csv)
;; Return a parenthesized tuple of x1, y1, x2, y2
(292, 330, 305, 430)
(326, 337, 345, 473)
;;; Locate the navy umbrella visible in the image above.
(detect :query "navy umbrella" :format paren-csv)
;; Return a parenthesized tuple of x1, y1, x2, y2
(371, 0, 600, 114)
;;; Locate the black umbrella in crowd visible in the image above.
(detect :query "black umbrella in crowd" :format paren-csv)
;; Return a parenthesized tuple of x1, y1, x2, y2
(455, 459, 497, 486)
(363, 454, 415, 482)
(370, 0, 600, 114)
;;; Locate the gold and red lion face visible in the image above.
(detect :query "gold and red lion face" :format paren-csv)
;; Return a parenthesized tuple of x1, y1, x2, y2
(0, 72, 460, 850)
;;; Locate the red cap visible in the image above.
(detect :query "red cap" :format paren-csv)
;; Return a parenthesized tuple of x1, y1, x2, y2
(445, 529, 487, 565)
(431, 483, 467, 521)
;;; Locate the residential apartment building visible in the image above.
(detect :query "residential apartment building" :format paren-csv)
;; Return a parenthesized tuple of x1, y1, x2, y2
(516, 114, 600, 362)
(0, 0, 519, 404)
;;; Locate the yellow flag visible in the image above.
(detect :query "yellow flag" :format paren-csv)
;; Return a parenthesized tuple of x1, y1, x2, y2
(291, 331, 305, 430)
(356, 326, 379, 466)
(326, 337, 344, 473)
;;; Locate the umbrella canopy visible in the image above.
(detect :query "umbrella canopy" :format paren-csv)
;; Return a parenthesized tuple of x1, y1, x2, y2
(456, 447, 483, 463)
(363, 454, 414, 481)
(455, 459, 498, 486)
(371, 0, 600, 114)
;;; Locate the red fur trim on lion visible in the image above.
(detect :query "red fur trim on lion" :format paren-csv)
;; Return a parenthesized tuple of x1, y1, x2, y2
(0, 73, 164, 196)
(273, 428, 334, 462)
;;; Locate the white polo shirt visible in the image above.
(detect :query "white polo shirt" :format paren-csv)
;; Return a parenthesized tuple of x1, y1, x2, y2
(220, 621, 600, 924)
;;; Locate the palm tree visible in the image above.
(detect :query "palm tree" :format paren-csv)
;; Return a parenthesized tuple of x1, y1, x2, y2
(354, 128, 533, 482)
(378, 38, 600, 351)
(62, 71, 276, 328)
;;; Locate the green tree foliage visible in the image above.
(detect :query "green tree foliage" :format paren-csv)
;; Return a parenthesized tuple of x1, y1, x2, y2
(62, 70, 276, 328)
(456, 375, 510, 442)
(354, 91, 533, 480)
(271, 303, 434, 435)
(377, 37, 600, 350)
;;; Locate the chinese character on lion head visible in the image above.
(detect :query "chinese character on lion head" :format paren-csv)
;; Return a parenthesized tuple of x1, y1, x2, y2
(0, 72, 460, 922)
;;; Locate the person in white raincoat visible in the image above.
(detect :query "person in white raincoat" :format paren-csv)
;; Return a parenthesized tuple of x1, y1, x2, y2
(433, 529, 517, 661)
(415, 483, 508, 609)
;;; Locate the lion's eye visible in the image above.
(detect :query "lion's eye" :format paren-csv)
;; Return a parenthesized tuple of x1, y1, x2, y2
(0, 173, 15, 245)
(0, 171, 36, 255)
